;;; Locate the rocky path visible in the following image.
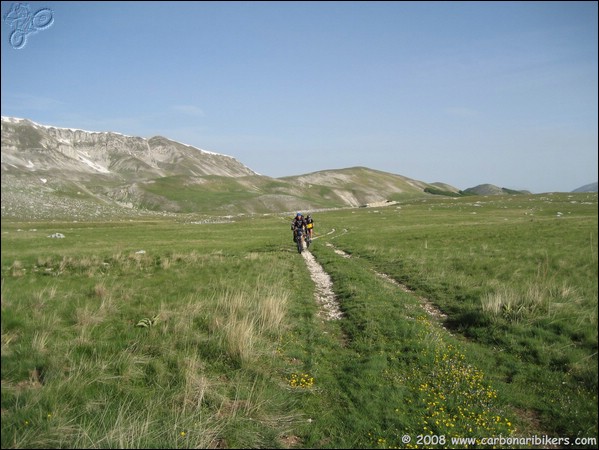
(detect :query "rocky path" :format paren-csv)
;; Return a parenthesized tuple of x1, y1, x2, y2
(301, 248, 343, 321)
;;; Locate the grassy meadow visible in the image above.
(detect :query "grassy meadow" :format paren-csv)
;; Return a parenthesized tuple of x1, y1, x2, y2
(1, 192, 597, 448)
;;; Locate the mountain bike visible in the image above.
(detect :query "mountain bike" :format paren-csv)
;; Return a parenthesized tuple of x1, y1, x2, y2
(304, 230, 311, 249)
(294, 228, 305, 253)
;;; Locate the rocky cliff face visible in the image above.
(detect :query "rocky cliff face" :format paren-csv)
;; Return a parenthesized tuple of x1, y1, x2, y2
(1, 117, 256, 180)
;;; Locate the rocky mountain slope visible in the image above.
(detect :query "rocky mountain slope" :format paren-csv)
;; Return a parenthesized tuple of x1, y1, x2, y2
(1, 117, 256, 180)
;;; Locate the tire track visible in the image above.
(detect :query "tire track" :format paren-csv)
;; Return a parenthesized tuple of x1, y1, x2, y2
(325, 243, 447, 322)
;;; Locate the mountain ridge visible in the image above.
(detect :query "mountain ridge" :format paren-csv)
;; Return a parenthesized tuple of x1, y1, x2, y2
(2, 117, 593, 220)
(1, 116, 256, 179)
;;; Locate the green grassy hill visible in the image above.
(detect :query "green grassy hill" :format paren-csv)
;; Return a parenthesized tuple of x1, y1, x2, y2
(118, 166, 445, 215)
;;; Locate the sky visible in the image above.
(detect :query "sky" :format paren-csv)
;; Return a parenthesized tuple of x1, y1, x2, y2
(1, 1, 597, 193)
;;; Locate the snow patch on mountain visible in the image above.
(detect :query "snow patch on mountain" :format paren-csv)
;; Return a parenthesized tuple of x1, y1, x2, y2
(77, 151, 110, 173)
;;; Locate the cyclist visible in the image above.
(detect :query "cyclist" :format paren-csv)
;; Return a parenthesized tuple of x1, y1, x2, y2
(305, 214, 314, 241)
(291, 212, 307, 244)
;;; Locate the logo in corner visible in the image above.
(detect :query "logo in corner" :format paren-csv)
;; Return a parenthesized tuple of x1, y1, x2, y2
(4, 3, 54, 49)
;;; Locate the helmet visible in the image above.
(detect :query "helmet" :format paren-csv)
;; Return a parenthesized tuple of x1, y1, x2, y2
(296, 212, 302, 217)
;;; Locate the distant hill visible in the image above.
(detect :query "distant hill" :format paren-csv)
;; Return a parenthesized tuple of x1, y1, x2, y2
(430, 182, 461, 193)
(572, 182, 598, 193)
(280, 166, 434, 207)
(461, 184, 531, 196)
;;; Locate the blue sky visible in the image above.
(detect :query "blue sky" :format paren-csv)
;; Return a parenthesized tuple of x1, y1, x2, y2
(2, 1, 597, 193)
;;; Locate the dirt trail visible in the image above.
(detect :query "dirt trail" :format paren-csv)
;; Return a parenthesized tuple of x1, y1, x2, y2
(301, 249, 343, 320)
